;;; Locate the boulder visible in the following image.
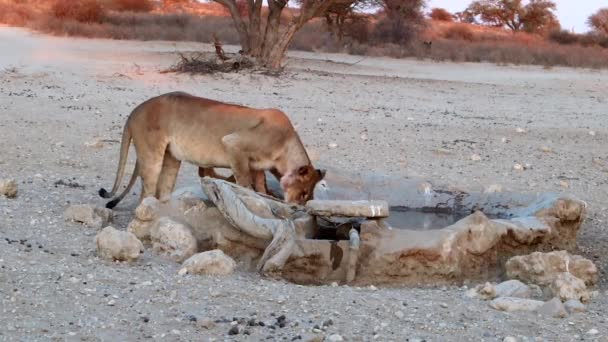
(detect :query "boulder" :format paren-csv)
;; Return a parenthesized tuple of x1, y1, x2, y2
(564, 299, 586, 313)
(489, 297, 544, 312)
(537, 297, 567, 318)
(495, 280, 531, 299)
(64, 204, 112, 229)
(95, 226, 143, 262)
(0, 179, 18, 198)
(179, 250, 236, 276)
(505, 251, 597, 286)
(549, 272, 590, 303)
(151, 217, 197, 263)
(305, 200, 389, 218)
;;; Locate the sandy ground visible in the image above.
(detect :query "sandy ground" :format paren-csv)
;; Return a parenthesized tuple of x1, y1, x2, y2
(1, 26, 607, 341)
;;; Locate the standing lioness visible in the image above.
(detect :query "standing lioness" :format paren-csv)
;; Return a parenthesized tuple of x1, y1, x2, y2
(99, 92, 325, 208)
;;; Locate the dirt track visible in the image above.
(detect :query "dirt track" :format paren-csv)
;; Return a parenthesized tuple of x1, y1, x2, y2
(1, 26, 607, 341)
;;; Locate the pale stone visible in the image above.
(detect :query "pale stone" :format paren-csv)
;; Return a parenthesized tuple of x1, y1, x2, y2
(151, 217, 197, 263)
(477, 282, 496, 300)
(550, 272, 590, 303)
(506, 251, 598, 286)
(64, 204, 112, 229)
(484, 184, 503, 193)
(328, 334, 344, 342)
(537, 297, 567, 318)
(564, 299, 586, 313)
(127, 219, 155, 241)
(489, 297, 544, 312)
(306, 200, 389, 218)
(95, 226, 143, 262)
(0, 179, 18, 198)
(134, 197, 160, 221)
(503, 337, 518, 342)
(179, 250, 236, 276)
(495, 280, 531, 299)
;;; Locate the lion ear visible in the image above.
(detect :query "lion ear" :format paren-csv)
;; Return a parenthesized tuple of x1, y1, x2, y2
(317, 169, 326, 179)
(298, 165, 309, 176)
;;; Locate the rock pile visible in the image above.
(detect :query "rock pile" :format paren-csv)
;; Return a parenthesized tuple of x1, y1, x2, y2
(470, 250, 597, 318)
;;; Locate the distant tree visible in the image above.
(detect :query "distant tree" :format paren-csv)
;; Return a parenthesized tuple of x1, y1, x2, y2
(466, 0, 558, 33)
(454, 9, 476, 23)
(588, 8, 608, 35)
(372, 0, 426, 45)
(429, 7, 453, 21)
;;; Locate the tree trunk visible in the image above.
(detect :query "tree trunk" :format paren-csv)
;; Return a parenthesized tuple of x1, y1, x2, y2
(215, 0, 251, 53)
(263, 23, 300, 70)
(248, 0, 263, 56)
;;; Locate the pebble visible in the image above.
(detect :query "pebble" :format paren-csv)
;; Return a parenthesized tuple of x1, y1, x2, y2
(328, 334, 344, 342)
(516, 127, 526, 133)
(440, 303, 448, 308)
(586, 329, 599, 335)
(395, 310, 404, 319)
(470, 154, 481, 161)
(564, 299, 586, 313)
(503, 337, 518, 342)
(328, 143, 338, 149)
(513, 163, 524, 171)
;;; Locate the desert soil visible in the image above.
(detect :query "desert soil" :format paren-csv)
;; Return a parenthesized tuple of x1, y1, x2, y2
(1, 26, 607, 341)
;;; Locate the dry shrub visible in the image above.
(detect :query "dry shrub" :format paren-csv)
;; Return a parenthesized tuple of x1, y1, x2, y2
(0, 2, 33, 26)
(165, 52, 254, 74)
(443, 24, 475, 41)
(106, 0, 154, 12)
(31, 11, 239, 44)
(52, 0, 105, 23)
(430, 8, 453, 22)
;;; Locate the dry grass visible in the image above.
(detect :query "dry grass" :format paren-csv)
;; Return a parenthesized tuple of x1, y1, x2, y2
(1, 0, 607, 69)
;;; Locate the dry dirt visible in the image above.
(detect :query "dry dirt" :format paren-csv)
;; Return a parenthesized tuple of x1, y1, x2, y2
(1, 26, 607, 341)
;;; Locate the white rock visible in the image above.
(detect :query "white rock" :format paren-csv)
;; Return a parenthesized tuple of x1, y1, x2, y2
(489, 297, 544, 312)
(0, 179, 18, 198)
(328, 143, 338, 149)
(64, 204, 112, 229)
(151, 217, 197, 263)
(513, 163, 524, 171)
(495, 280, 531, 299)
(539, 146, 552, 153)
(586, 329, 599, 335)
(537, 297, 567, 318)
(588, 131, 596, 136)
(179, 250, 236, 276)
(550, 272, 590, 303)
(95, 226, 143, 262)
(470, 154, 481, 161)
(484, 184, 503, 193)
(516, 127, 526, 133)
(394, 311, 404, 319)
(503, 337, 518, 342)
(564, 299, 586, 313)
(306, 200, 389, 218)
(328, 334, 344, 342)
